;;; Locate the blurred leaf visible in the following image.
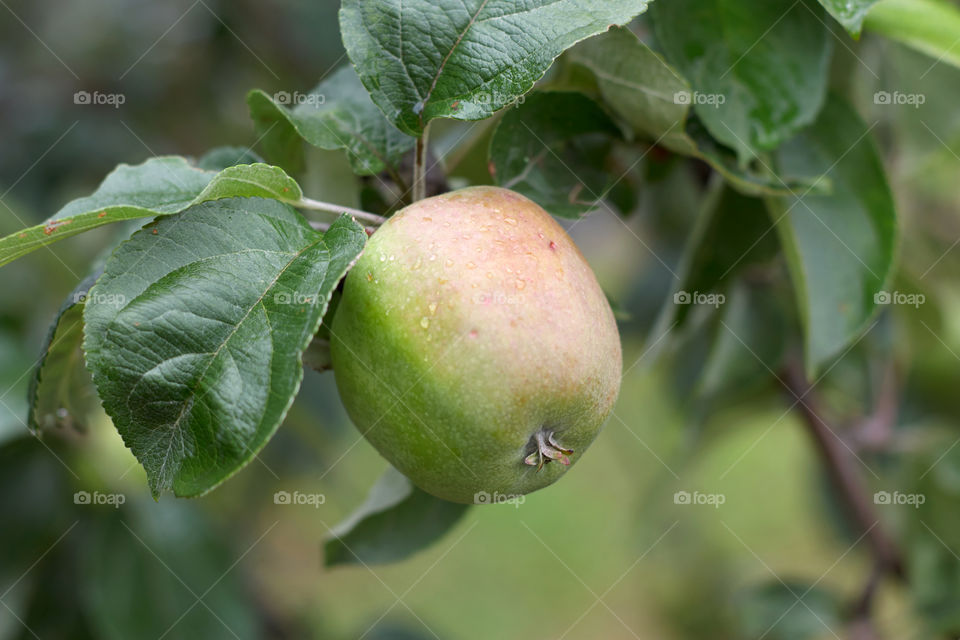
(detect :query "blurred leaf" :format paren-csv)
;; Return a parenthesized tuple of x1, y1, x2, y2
(83, 501, 258, 640)
(650, 0, 832, 163)
(248, 66, 415, 178)
(83, 201, 366, 497)
(0, 332, 35, 446)
(489, 92, 621, 218)
(905, 441, 960, 634)
(339, 0, 651, 137)
(0, 437, 77, 638)
(676, 185, 781, 326)
(28, 272, 102, 434)
(865, 0, 960, 70)
(195, 146, 265, 171)
(565, 27, 824, 196)
(736, 581, 842, 640)
(699, 282, 788, 401)
(818, 0, 879, 35)
(651, 182, 781, 352)
(908, 536, 960, 634)
(325, 466, 470, 567)
(0, 158, 304, 267)
(767, 95, 897, 375)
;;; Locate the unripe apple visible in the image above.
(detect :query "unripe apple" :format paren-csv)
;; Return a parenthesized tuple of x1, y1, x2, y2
(330, 187, 622, 504)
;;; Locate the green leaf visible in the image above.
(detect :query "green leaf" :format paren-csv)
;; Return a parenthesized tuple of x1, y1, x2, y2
(28, 273, 102, 433)
(0, 157, 304, 267)
(906, 442, 960, 634)
(865, 0, 960, 71)
(736, 581, 842, 640)
(699, 282, 787, 401)
(83, 501, 258, 640)
(339, 0, 651, 137)
(565, 27, 824, 196)
(818, 0, 879, 34)
(670, 184, 781, 328)
(489, 92, 621, 218)
(766, 96, 897, 374)
(83, 199, 366, 497)
(324, 466, 470, 567)
(248, 66, 416, 178)
(650, 0, 832, 163)
(195, 146, 265, 171)
(648, 181, 784, 369)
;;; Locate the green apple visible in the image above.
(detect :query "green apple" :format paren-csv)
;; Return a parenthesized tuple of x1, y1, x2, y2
(330, 187, 622, 504)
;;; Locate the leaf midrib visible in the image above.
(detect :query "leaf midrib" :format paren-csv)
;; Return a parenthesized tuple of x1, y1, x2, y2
(122, 235, 326, 485)
(419, 0, 492, 127)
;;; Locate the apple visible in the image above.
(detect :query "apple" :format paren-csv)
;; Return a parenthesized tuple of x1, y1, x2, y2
(331, 187, 622, 503)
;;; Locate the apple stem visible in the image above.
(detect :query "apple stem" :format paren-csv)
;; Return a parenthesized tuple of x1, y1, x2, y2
(524, 429, 574, 471)
(412, 125, 430, 202)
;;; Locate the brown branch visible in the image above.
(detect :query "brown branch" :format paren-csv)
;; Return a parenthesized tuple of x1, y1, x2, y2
(783, 361, 905, 578)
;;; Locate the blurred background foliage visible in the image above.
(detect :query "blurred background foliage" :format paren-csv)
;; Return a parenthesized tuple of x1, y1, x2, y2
(2, 1, 960, 639)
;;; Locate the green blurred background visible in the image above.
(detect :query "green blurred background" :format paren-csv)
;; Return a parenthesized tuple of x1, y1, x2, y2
(3, 1, 960, 639)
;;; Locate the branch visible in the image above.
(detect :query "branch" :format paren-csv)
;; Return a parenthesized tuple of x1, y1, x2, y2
(783, 361, 905, 578)
(309, 220, 375, 236)
(848, 562, 885, 640)
(296, 198, 387, 226)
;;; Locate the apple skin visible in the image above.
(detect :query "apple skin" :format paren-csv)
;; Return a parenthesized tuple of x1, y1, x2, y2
(330, 186, 622, 504)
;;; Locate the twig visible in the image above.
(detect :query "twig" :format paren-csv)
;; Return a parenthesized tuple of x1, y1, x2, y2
(848, 561, 885, 640)
(296, 198, 387, 226)
(308, 221, 375, 236)
(783, 360, 905, 578)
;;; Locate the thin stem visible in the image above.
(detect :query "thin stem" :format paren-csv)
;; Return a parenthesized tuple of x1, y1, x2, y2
(412, 124, 430, 202)
(296, 198, 387, 226)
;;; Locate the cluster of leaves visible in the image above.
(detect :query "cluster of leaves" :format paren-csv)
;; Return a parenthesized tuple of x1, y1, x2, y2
(4, 2, 960, 633)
